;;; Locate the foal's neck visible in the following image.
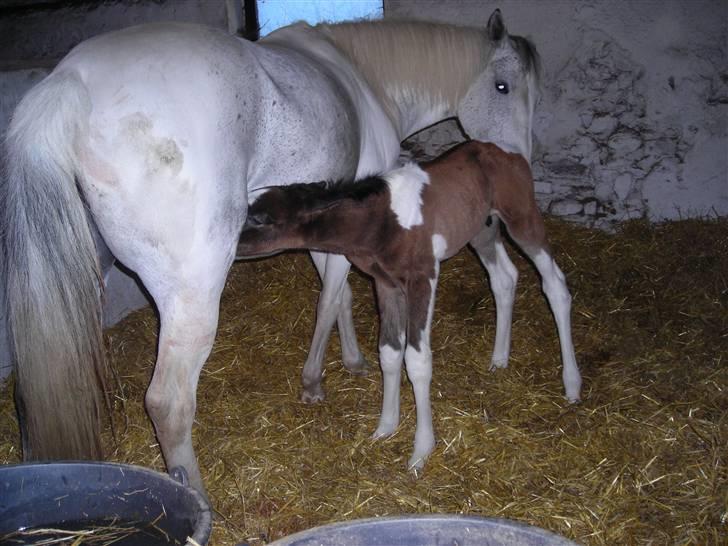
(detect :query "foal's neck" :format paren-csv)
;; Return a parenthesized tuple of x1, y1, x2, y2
(303, 195, 386, 256)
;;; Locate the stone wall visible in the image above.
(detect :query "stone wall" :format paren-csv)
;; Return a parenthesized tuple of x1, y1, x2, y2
(388, 0, 728, 229)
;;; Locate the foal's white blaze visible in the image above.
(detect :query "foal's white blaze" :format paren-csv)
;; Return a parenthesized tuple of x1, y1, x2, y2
(383, 163, 429, 229)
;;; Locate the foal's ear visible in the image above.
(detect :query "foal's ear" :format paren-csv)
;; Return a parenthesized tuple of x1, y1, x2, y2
(307, 200, 342, 215)
(486, 9, 507, 42)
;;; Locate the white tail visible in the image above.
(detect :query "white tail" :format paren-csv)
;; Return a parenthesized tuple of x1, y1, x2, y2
(2, 70, 106, 459)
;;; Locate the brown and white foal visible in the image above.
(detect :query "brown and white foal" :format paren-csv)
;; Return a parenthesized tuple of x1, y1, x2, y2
(237, 140, 581, 470)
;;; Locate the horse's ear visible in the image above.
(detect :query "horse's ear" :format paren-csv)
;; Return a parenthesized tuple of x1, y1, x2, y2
(486, 9, 507, 42)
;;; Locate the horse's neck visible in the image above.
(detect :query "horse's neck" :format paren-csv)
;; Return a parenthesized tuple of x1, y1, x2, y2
(320, 21, 489, 139)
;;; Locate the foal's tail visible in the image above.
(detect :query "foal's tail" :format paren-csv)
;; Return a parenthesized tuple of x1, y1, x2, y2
(2, 70, 106, 459)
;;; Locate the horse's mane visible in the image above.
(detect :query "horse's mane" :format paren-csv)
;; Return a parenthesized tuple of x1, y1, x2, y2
(509, 34, 542, 85)
(318, 19, 489, 117)
(280, 177, 388, 213)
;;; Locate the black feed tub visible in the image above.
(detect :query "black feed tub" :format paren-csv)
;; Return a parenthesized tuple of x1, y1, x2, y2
(0, 462, 211, 545)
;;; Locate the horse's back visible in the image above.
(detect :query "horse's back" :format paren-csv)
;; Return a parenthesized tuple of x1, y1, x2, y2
(252, 23, 399, 185)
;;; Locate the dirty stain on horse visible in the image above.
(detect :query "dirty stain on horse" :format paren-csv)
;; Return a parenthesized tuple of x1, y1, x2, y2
(120, 112, 185, 178)
(149, 137, 183, 176)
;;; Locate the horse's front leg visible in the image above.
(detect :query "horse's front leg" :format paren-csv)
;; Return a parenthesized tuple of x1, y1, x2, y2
(371, 280, 407, 440)
(469, 218, 518, 370)
(404, 270, 439, 471)
(303, 252, 368, 403)
(310, 252, 369, 375)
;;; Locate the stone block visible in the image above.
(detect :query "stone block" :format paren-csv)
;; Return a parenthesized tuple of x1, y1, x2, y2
(550, 199, 584, 216)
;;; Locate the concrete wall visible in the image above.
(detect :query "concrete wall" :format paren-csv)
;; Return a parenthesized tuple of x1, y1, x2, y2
(389, 0, 728, 228)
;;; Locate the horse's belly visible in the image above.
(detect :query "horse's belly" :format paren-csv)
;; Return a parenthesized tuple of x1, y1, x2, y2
(247, 50, 362, 188)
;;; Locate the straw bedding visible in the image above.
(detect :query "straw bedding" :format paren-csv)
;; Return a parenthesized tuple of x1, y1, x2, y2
(1, 217, 726, 545)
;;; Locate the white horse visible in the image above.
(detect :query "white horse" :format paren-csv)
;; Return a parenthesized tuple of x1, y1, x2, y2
(2, 9, 540, 496)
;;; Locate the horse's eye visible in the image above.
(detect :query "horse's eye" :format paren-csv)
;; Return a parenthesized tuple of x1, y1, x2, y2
(495, 81, 509, 94)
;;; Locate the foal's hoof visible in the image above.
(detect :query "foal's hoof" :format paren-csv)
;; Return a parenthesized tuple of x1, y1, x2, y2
(301, 384, 325, 404)
(344, 356, 370, 376)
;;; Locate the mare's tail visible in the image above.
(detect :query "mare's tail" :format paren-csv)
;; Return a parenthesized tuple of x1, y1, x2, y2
(2, 70, 106, 459)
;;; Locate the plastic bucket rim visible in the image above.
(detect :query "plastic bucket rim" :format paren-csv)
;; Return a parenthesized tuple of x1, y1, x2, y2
(265, 513, 580, 545)
(0, 461, 212, 545)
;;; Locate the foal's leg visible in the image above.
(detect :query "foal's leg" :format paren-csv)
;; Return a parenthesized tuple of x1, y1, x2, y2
(371, 281, 407, 440)
(404, 269, 439, 470)
(469, 218, 519, 370)
(303, 252, 368, 403)
(503, 209, 582, 402)
(517, 244, 581, 402)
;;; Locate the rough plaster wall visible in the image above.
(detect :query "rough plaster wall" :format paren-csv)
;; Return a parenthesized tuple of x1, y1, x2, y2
(388, 0, 728, 228)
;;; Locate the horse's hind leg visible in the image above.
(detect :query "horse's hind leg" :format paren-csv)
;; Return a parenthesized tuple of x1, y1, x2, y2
(501, 209, 581, 402)
(469, 218, 518, 370)
(143, 277, 225, 498)
(303, 252, 368, 403)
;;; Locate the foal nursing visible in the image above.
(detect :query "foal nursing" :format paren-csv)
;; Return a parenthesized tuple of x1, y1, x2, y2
(237, 140, 581, 470)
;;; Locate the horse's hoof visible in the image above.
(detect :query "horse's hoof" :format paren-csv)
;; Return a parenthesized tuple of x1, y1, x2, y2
(344, 356, 370, 376)
(301, 385, 325, 404)
(407, 453, 428, 473)
(407, 436, 435, 471)
(371, 422, 397, 440)
(488, 358, 508, 371)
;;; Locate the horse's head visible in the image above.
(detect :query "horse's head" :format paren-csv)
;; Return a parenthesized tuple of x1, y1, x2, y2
(458, 9, 541, 162)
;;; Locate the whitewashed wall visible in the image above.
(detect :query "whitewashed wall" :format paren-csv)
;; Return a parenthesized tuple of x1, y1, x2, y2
(388, 0, 728, 228)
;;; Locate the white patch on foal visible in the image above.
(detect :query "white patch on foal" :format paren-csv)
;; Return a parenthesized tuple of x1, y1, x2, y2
(383, 163, 429, 229)
(431, 233, 448, 260)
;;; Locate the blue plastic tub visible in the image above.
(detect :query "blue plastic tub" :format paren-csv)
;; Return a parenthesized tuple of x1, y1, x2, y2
(266, 515, 579, 546)
(0, 462, 211, 545)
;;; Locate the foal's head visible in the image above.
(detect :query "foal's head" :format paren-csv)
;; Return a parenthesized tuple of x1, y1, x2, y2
(238, 178, 387, 256)
(458, 9, 541, 162)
